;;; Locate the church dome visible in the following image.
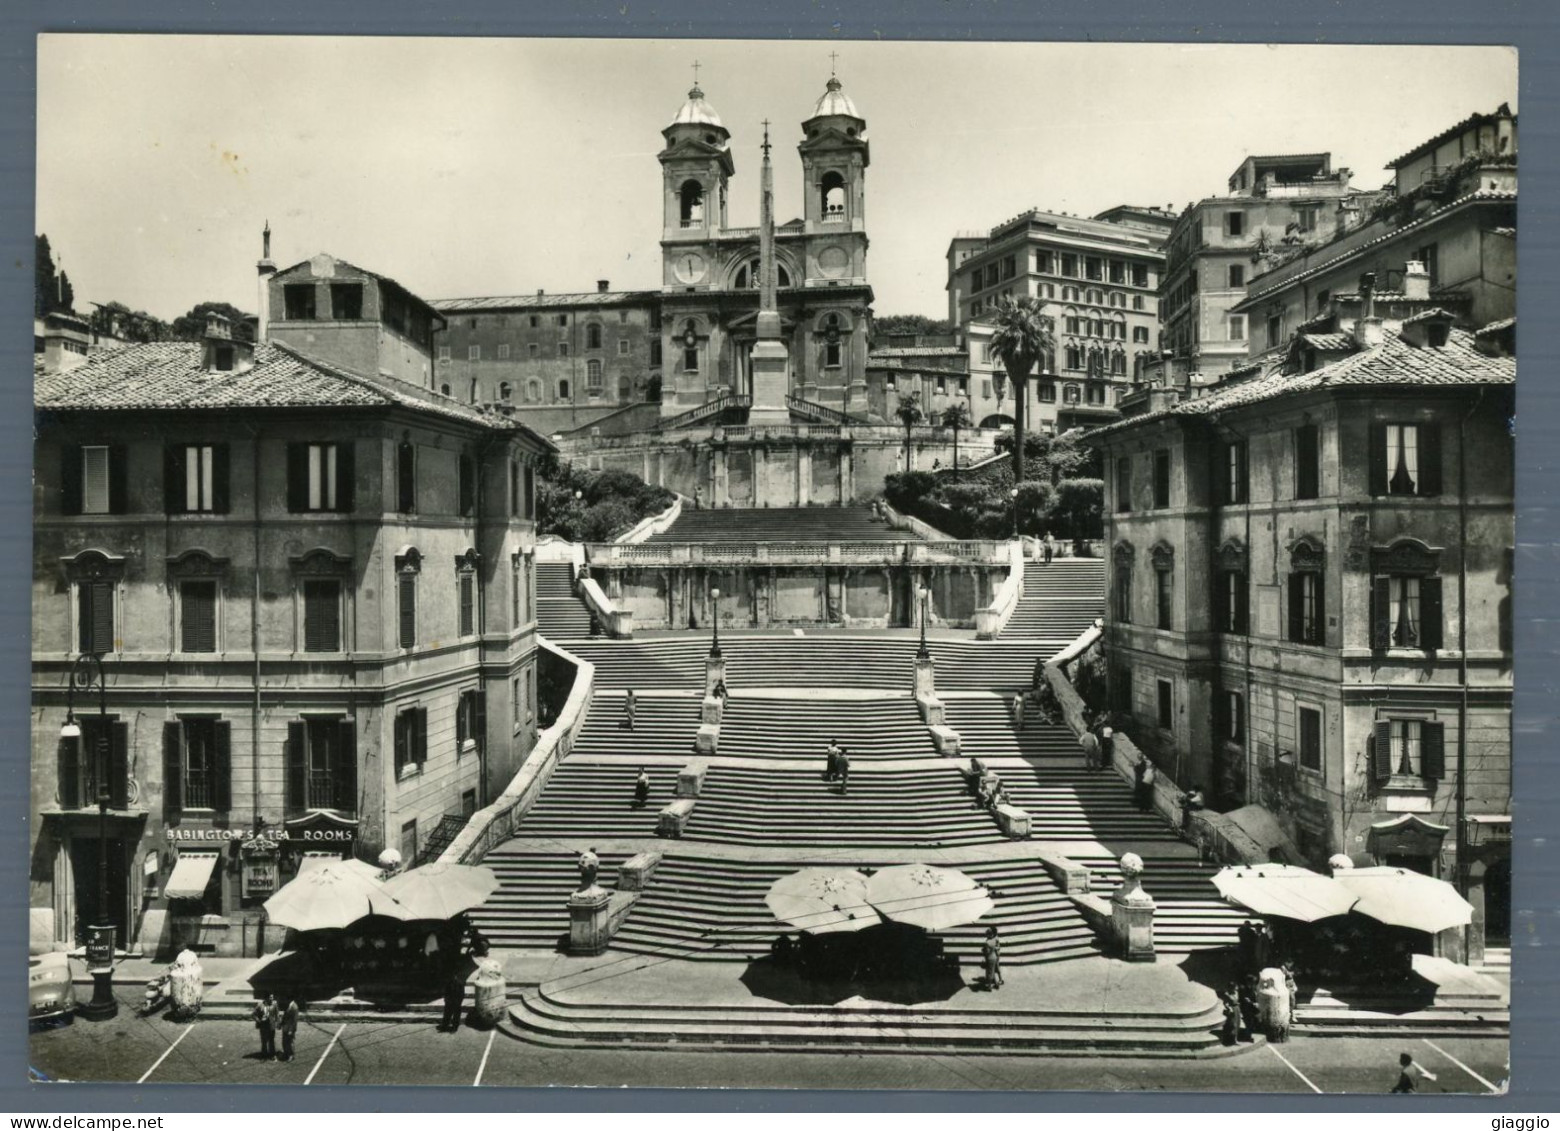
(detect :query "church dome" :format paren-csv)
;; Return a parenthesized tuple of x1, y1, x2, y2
(810, 76, 860, 121)
(671, 84, 725, 130)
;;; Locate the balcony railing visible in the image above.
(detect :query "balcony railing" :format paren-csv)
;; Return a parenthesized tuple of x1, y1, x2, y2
(661, 394, 752, 432)
(584, 539, 1014, 568)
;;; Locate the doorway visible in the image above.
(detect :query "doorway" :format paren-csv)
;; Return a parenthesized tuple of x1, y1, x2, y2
(69, 835, 129, 946)
(1484, 856, 1511, 945)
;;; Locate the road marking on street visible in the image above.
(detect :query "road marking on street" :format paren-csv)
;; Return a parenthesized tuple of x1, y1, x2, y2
(304, 1024, 345, 1086)
(137, 1024, 194, 1084)
(474, 1029, 496, 1086)
(1267, 1044, 1323, 1093)
(1423, 1038, 1501, 1093)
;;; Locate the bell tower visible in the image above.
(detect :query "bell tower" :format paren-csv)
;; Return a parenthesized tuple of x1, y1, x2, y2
(799, 72, 869, 245)
(658, 70, 734, 293)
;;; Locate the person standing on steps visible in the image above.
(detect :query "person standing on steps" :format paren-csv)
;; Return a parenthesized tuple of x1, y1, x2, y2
(824, 738, 842, 782)
(1079, 728, 1101, 773)
(1043, 531, 1056, 564)
(981, 926, 1003, 990)
(622, 689, 637, 731)
(1133, 755, 1156, 812)
(633, 766, 651, 808)
(837, 747, 851, 796)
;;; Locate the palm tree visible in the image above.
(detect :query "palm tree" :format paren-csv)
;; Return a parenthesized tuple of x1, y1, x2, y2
(940, 401, 973, 480)
(987, 296, 1054, 484)
(894, 389, 924, 472)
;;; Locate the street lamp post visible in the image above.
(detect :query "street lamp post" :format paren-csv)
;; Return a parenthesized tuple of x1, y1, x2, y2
(1010, 487, 1020, 540)
(62, 652, 117, 1020)
(916, 583, 931, 661)
(709, 587, 722, 658)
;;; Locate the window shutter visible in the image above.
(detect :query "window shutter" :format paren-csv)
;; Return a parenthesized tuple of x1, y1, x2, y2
(304, 581, 340, 653)
(1371, 719, 1393, 780)
(1418, 423, 1443, 496)
(163, 722, 183, 816)
(524, 466, 535, 520)
(1420, 576, 1444, 650)
(416, 707, 428, 765)
(456, 693, 469, 749)
(458, 455, 476, 517)
(1372, 577, 1392, 649)
(474, 691, 487, 757)
(1312, 575, 1325, 645)
(397, 442, 416, 513)
(285, 721, 306, 813)
(1368, 424, 1388, 496)
(107, 445, 129, 514)
(1287, 573, 1303, 643)
(1232, 694, 1244, 743)
(213, 721, 232, 812)
(58, 735, 80, 810)
(1209, 446, 1225, 507)
(335, 719, 357, 813)
(286, 443, 308, 512)
(109, 722, 129, 809)
(211, 444, 230, 514)
(85, 581, 114, 654)
(399, 573, 416, 649)
(61, 445, 83, 515)
(393, 712, 408, 773)
(183, 581, 216, 653)
(334, 442, 355, 512)
(1421, 721, 1446, 781)
(460, 574, 475, 636)
(1237, 443, 1248, 504)
(1235, 575, 1249, 634)
(1213, 690, 1227, 743)
(164, 445, 187, 514)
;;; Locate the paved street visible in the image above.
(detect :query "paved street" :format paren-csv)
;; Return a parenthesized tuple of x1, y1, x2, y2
(29, 985, 1509, 1094)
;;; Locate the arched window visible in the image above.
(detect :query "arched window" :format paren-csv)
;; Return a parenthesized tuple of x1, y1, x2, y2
(526, 379, 541, 403)
(735, 260, 792, 289)
(558, 379, 571, 400)
(681, 320, 699, 373)
(1110, 350, 1126, 376)
(586, 323, 602, 350)
(586, 359, 603, 393)
(1065, 343, 1083, 371)
(821, 171, 847, 220)
(823, 314, 843, 368)
(499, 381, 512, 401)
(1063, 383, 1081, 405)
(440, 383, 451, 397)
(1087, 347, 1104, 378)
(679, 180, 704, 227)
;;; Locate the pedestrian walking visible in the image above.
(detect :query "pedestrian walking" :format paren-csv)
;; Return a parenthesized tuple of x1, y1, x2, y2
(1219, 983, 1242, 1045)
(981, 926, 1004, 990)
(439, 959, 465, 1033)
(253, 993, 278, 1059)
(824, 738, 843, 782)
(1099, 720, 1114, 767)
(837, 748, 851, 795)
(1079, 729, 1101, 772)
(1180, 784, 1205, 834)
(578, 846, 600, 891)
(633, 766, 651, 807)
(1011, 690, 1026, 730)
(1391, 1051, 1439, 1093)
(693, 485, 702, 511)
(622, 690, 637, 731)
(280, 998, 299, 1061)
(1043, 531, 1056, 564)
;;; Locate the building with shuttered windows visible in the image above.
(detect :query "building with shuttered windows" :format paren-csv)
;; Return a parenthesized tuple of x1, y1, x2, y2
(32, 301, 553, 958)
(1088, 303, 1513, 961)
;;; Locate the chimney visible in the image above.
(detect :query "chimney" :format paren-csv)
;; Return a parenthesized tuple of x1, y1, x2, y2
(42, 312, 90, 374)
(1353, 271, 1384, 349)
(1403, 260, 1430, 301)
(597, 280, 610, 293)
(536, 289, 545, 297)
(256, 221, 277, 343)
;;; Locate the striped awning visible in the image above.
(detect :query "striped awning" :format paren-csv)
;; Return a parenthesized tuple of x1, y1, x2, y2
(296, 852, 345, 876)
(164, 852, 220, 901)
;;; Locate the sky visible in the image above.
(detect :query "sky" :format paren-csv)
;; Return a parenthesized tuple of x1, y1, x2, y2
(36, 37, 1517, 323)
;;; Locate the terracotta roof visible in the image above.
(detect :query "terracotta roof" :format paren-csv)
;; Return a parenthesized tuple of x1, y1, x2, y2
(1299, 333, 1355, 352)
(1234, 189, 1517, 311)
(1091, 327, 1512, 438)
(1400, 307, 1459, 325)
(34, 340, 556, 448)
(1476, 317, 1515, 336)
(432, 291, 659, 313)
(1386, 104, 1514, 169)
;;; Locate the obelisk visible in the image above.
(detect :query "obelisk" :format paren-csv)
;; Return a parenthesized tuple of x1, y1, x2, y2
(747, 119, 792, 426)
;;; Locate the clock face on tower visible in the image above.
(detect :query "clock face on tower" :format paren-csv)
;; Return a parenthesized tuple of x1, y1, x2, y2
(673, 252, 708, 284)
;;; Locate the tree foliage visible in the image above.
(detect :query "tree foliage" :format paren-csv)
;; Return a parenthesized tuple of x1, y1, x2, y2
(987, 296, 1054, 484)
(89, 300, 171, 343)
(874, 313, 954, 339)
(535, 457, 676, 543)
(35, 234, 73, 318)
(170, 301, 253, 342)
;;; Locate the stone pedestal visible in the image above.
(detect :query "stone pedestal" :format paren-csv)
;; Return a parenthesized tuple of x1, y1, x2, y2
(694, 724, 720, 755)
(705, 654, 727, 698)
(1109, 853, 1157, 962)
(913, 656, 936, 699)
(995, 804, 1031, 840)
(929, 723, 961, 756)
(617, 851, 662, 891)
(701, 695, 723, 725)
(568, 886, 614, 955)
(677, 762, 709, 798)
(748, 338, 791, 427)
(470, 956, 507, 1028)
(658, 799, 696, 838)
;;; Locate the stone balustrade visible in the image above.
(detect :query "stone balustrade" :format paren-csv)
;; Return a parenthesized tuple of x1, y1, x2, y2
(585, 539, 1012, 568)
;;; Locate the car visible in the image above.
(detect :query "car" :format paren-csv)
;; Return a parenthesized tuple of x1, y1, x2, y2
(28, 952, 76, 1027)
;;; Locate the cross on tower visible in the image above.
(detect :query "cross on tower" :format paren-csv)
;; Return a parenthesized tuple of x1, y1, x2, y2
(761, 118, 772, 157)
(692, 59, 701, 85)
(828, 50, 838, 76)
